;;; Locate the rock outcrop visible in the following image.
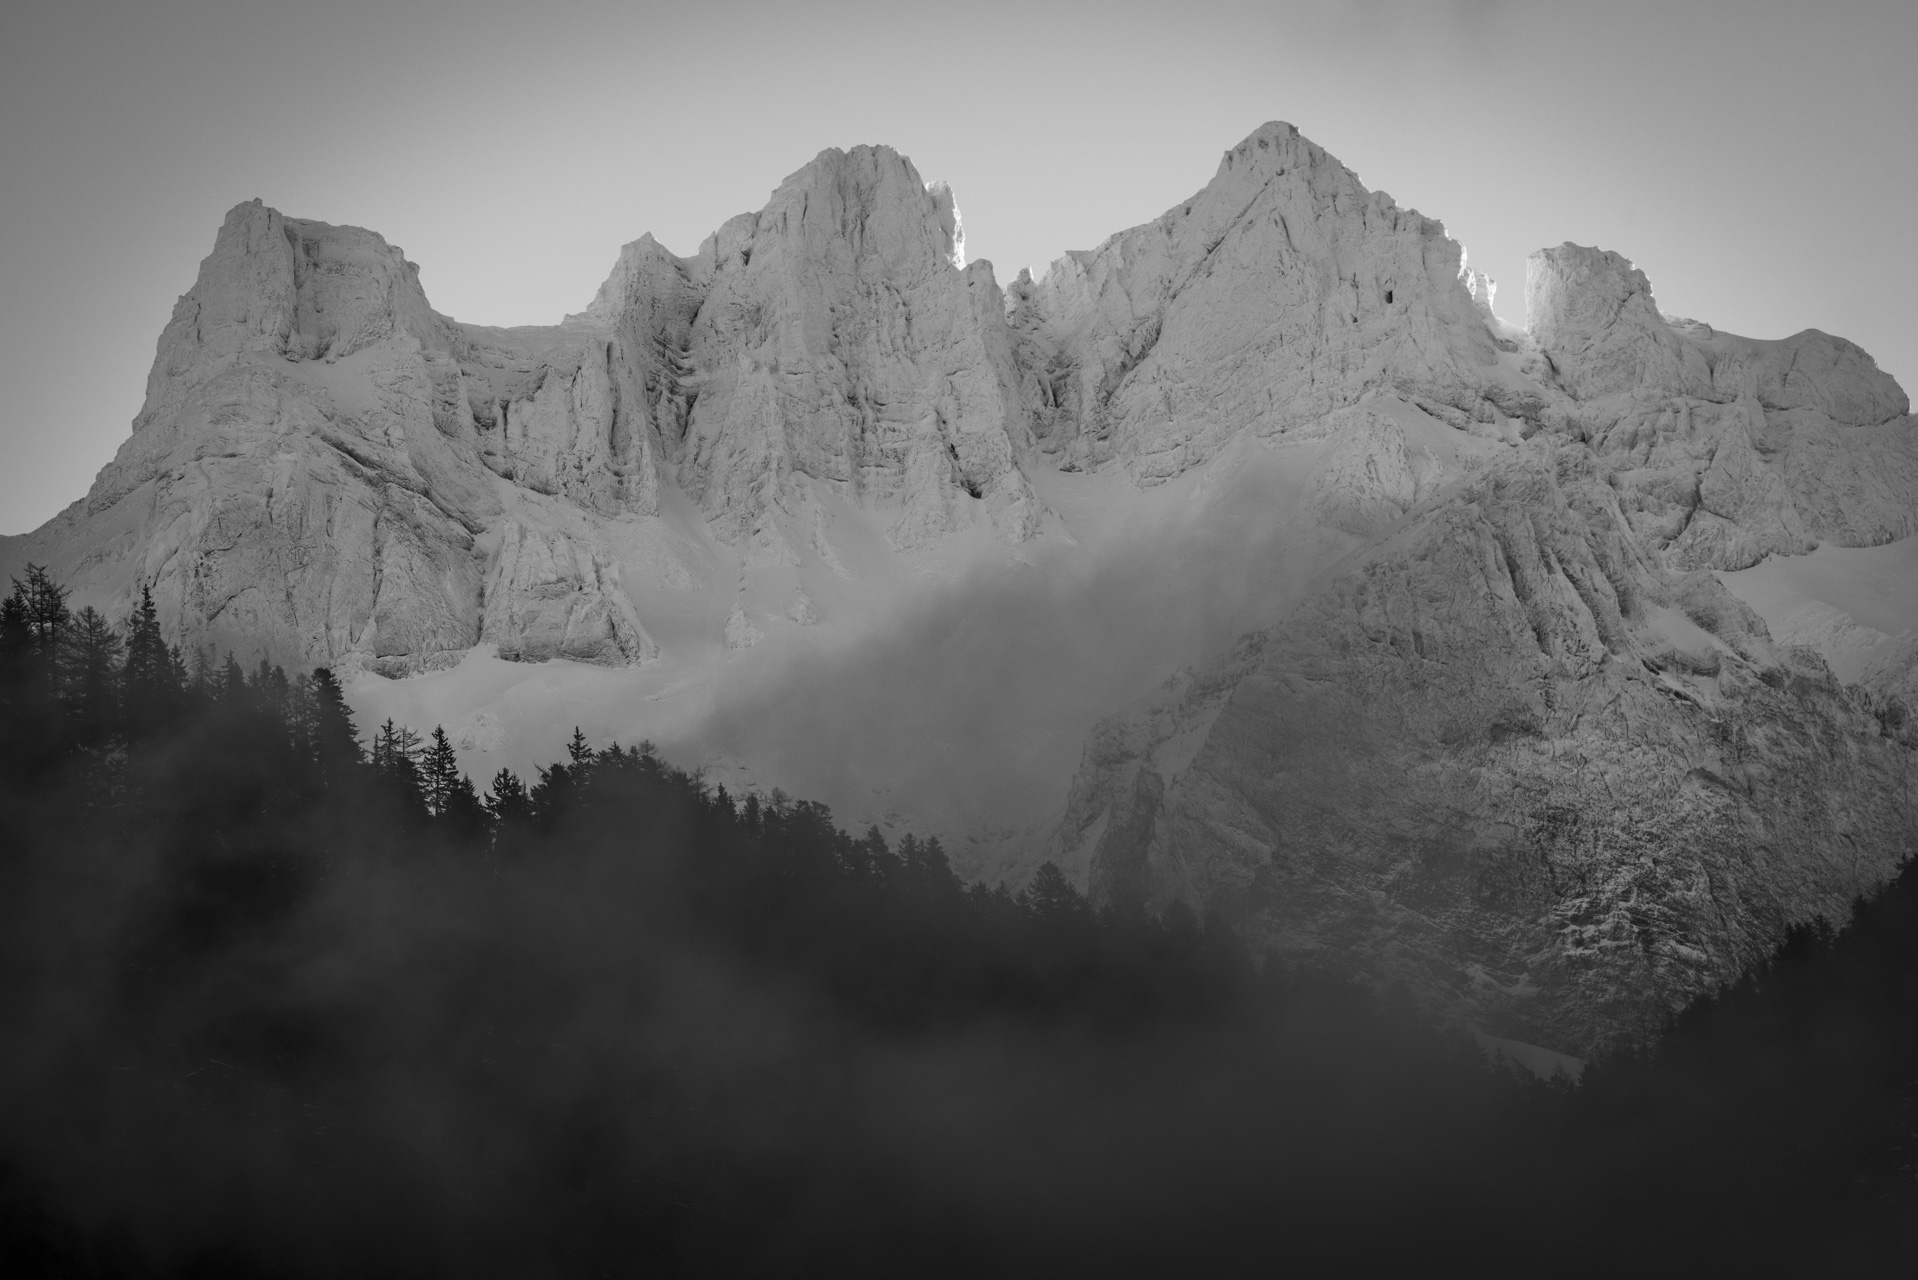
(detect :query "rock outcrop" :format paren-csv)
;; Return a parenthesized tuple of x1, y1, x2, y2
(1526, 244, 1916, 572)
(1055, 441, 1915, 1052)
(1006, 122, 1530, 482)
(8, 146, 1047, 672)
(674, 146, 1042, 552)
(17, 201, 497, 670)
(1037, 218, 1915, 1055)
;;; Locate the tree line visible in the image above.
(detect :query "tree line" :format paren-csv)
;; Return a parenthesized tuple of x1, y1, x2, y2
(3, 564, 1918, 1276)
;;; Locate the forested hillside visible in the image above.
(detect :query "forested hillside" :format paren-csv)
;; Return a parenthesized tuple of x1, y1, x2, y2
(3, 566, 1917, 1275)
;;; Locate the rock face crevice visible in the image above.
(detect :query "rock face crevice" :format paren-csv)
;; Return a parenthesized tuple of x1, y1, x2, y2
(8, 123, 1915, 1053)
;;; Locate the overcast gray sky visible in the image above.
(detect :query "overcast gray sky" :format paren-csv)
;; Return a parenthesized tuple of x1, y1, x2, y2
(4, 0, 1913, 533)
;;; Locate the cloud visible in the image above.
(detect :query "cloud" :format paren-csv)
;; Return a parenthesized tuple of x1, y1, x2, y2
(686, 440, 1353, 854)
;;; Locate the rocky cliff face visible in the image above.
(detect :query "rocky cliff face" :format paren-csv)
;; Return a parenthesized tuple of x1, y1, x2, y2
(7, 123, 1913, 1054)
(18, 201, 498, 669)
(672, 147, 1042, 553)
(1058, 441, 1914, 1051)
(1006, 123, 1529, 482)
(10, 144, 1040, 675)
(1044, 223, 1916, 1054)
(1525, 244, 1916, 573)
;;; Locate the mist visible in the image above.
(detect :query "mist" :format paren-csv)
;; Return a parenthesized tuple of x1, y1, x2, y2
(687, 437, 1355, 854)
(6, 580, 1918, 1275)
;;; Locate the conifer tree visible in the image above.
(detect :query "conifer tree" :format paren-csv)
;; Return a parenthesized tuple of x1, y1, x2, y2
(531, 762, 575, 826)
(897, 834, 958, 895)
(442, 773, 488, 836)
(219, 655, 248, 703)
(62, 606, 123, 745)
(485, 768, 532, 829)
(187, 645, 217, 695)
(1021, 861, 1085, 921)
(7, 565, 69, 709)
(371, 718, 425, 813)
(121, 586, 178, 736)
(305, 667, 361, 780)
(844, 826, 892, 882)
(567, 727, 593, 768)
(921, 837, 955, 891)
(253, 659, 290, 721)
(421, 726, 462, 817)
(13, 565, 69, 647)
(0, 585, 32, 710)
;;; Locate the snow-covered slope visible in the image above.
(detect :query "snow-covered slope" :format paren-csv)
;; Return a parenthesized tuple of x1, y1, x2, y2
(7, 122, 1914, 1055)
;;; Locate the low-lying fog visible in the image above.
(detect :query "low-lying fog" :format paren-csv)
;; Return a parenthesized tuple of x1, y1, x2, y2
(350, 431, 1360, 870)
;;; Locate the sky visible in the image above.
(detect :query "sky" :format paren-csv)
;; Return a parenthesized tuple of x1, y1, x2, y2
(3, 0, 1913, 534)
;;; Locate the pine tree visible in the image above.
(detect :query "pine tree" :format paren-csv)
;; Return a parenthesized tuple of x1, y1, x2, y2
(187, 645, 217, 696)
(843, 826, 892, 883)
(371, 718, 425, 813)
(252, 659, 290, 722)
(421, 726, 462, 817)
(0, 585, 33, 709)
(898, 834, 958, 895)
(441, 773, 488, 836)
(8, 565, 69, 708)
(121, 586, 178, 737)
(567, 727, 593, 768)
(0, 583, 45, 761)
(14, 565, 69, 647)
(61, 606, 124, 745)
(921, 837, 955, 890)
(219, 655, 248, 704)
(2, 569, 77, 769)
(485, 768, 532, 829)
(1021, 861, 1085, 921)
(305, 667, 361, 780)
(530, 762, 576, 826)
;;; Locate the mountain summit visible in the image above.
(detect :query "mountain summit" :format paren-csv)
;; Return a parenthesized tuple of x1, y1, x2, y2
(7, 123, 1915, 1053)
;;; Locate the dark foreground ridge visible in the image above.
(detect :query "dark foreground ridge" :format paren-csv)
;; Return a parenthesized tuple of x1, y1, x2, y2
(4, 565, 1918, 1275)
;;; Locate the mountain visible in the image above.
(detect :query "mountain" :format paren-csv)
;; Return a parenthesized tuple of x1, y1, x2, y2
(6, 122, 1913, 1054)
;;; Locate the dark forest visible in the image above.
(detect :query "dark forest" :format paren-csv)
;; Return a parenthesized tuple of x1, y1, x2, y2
(3, 565, 1918, 1276)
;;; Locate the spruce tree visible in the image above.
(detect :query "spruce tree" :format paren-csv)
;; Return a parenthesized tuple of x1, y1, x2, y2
(421, 726, 462, 817)
(897, 834, 958, 895)
(121, 586, 178, 737)
(1021, 861, 1084, 921)
(253, 659, 290, 721)
(219, 655, 248, 704)
(530, 762, 575, 826)
(442, 773, 488, 836)
(305, 667, 361, 780)
(485, 768, 532, 828)
(187, 645, 217, 695)
(922, 837, 955, 890)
